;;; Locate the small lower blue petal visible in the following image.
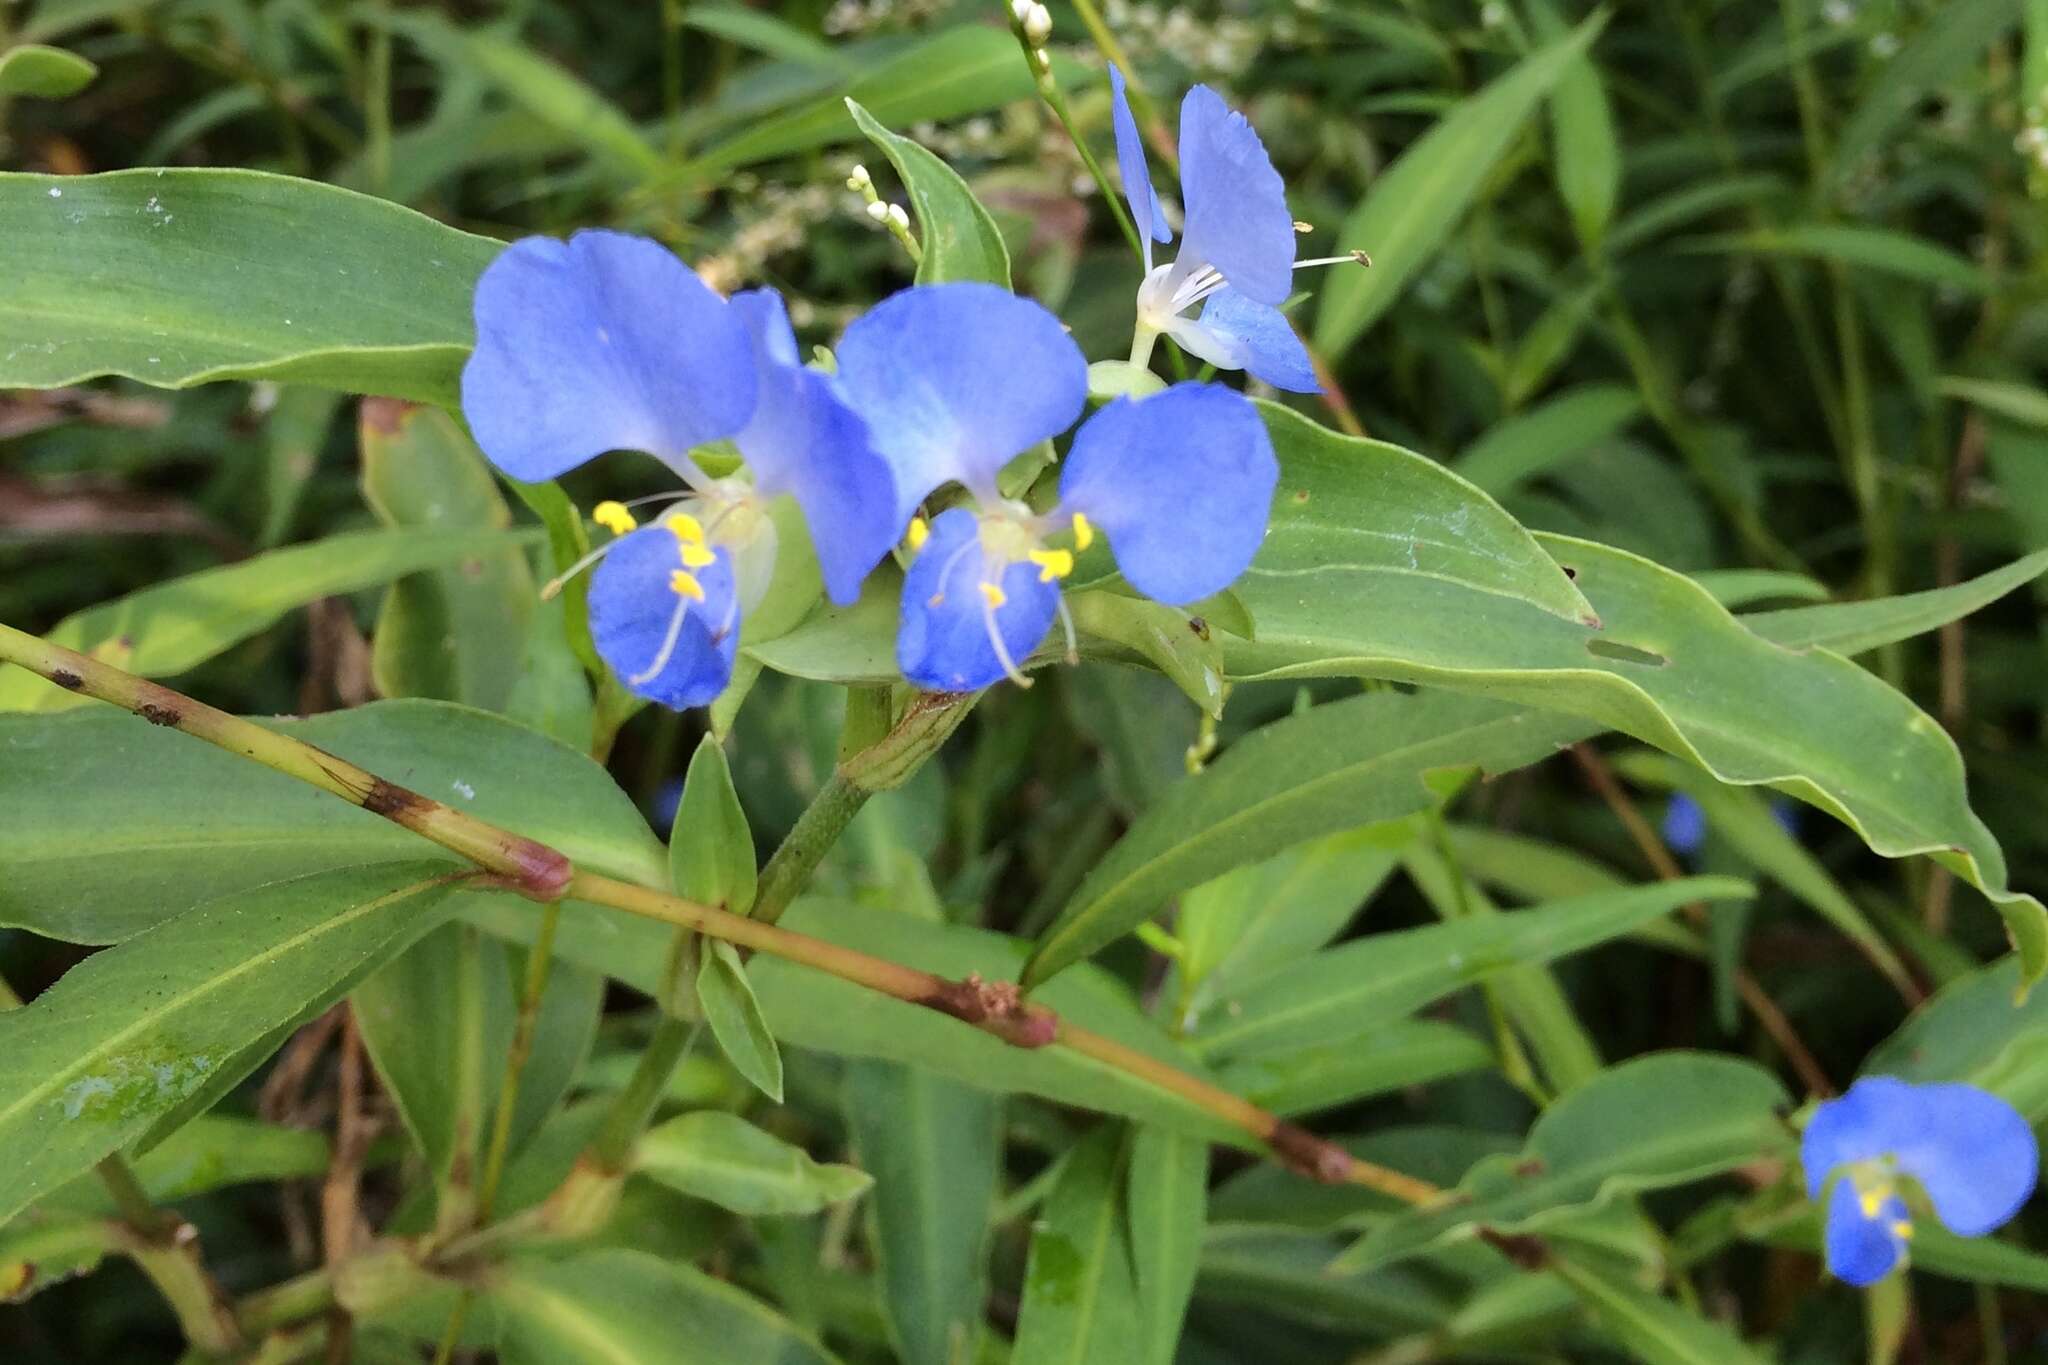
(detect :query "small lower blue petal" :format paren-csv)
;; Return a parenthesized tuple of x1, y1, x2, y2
(1186, 289, 1319, 392)
(1662, 793, 1707, 857)
(589, 526, 740, 709)
(1823, 1182, 1907, 1286)
(897, 507, 1060, 692)
(1059, 383, 1278, 605)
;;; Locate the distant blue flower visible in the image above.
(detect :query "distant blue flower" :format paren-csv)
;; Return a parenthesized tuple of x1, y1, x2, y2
(462, 231, 899, 708)
(1663, 793, 1706, 856)
(836, 282, 1278, 692)
(1109, 67, 1343, 394)
(1802, 1076, 2038, 1286)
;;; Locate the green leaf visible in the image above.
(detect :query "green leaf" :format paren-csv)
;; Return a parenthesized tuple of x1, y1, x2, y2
(1177, 826, 1403, 1020)
(1336, 1054, 1793, 1273)
(1554, 1253, 1771, 1364)
(1013, 1127, 1146, 1364)
(1679, 226, 1988, 294)
(1743, 548, 2048, 654)
(383, 14, 664, 178)
(1192, 878, 1748, 1060)
(671, 735, 758, 915)
(1227, 532, 2048, 989)
(843, 1060, 999, 1365)
(1127, 1127, 1205, 1365)
(0, 862, 455, 1226)
(1611, 750, 1914, 995)
(0, 44, 97, 98)
(752, 902, 1240, 1143)
(1313, 19, 1600, 357)
(634, 1111, 870, 1216)
(1212, 1021, 1493, 1116)
(360, 400, 534, 711)
(486, 1247, 843, 1365)
(683, 26, 1045, 180)
(0, 701, 665, 943)
(34, 1115, 329, 1217)
(697, 941, 785, 1103)
(682, 6, 854, 70)
(1864, 956, 2048, 1119)
(847, 99, 1011, 286)
(0, 526, 541, 712)
(1068, 590, 1228, 718)
(1025, 691, 1594, 990)
(1604, 174, 1786, 257)
(354, 923, 508, 1225)
(1451, 383, 1643, 496)
(1689, 569, 1830, 608)
(1936, 375, 2048, 428)
(1196, 1226, 1456, 1334)
(1826, 0, 2023, 196)
(0, 170, 498, 404)
(1529, 0, 1619, 250)
(260, 387, 343, 547)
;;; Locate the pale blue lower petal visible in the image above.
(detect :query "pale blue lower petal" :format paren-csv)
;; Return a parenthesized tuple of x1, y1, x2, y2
(1823, 1182, 1907, 1286)
(589, 526, 740, 709)
(897, 507, 1059, 692)
(1185, 288, 1319, 392)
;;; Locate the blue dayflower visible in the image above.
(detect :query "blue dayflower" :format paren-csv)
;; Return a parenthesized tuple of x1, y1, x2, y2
(836, 283, 1279, 692)
(1801, 1076, 2039, 1286)
(461, 230, 900, 708)
(1663, 793, 1707, 857)
(1109, 67, 1343, 394)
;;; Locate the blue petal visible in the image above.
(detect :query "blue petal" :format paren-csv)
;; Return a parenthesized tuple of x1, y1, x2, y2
(1109, 65, 1171, 249)
(1802, 1079, 1898, 1200)
(729, 287, 804, 368)
(588, 526, 740, 709)
(1176, 86, 1297, 307)
(461, 231, 757, 481)
(1058, 383, 1278, 605)
(1662, 793, 1707, 857)
(729, 289, 901, 605)
(1880, 1080, 2039, 1236)
(835, 284, 1089, 516)
(1173, 288, 1319, 392)
(897, 507, 1060, 692)
(1823, 1181, 1907, 1287)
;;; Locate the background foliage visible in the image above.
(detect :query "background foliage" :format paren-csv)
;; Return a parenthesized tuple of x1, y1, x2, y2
(3, 0, 2047, 1362)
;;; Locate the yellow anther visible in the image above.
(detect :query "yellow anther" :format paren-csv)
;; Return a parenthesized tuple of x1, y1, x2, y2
(1858, 1187, 1890, 1219)
(907, 516, 930, 551)
(592, 500, 638, 536)
(1070, 512, 1095, 552)
(679, 542, 717, 570)
(664, 511, 707, 544)
(1890, 1220, 1915, 1240)
(979, 582, 1008, 609)
(1028, 548, 1074, 582)
(669, 570, 706, 602)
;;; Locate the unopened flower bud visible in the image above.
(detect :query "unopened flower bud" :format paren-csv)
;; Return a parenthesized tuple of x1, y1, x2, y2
(1031, 45, 1052, 73)
(866, 200, 889, 222)
(1022, 2, 1053, 44)
(886, 204, 911, 230)
(847, 164, 873, 192)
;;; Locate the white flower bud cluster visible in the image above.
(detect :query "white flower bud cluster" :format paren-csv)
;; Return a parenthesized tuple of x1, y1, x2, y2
(1010, 0, 1053, 45)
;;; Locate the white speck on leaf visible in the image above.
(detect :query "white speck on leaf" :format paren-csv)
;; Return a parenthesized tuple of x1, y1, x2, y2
(47, 187, 61, 198)
(452, 780, 476, 801)
(62, 1076, 112, 1118)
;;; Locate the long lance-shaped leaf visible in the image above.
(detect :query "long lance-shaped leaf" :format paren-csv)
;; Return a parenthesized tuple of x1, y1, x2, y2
(0, 169, 499, 405)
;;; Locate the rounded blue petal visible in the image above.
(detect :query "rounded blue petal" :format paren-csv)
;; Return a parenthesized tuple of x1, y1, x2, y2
(730, 287, 804, 368)
(729, 288, 901, 605)
(461, 231, 757, 482)
(589, 526, 740, 709)
(1176, 85, 1296, 307)
(1109, 65, 1171, 249)
(1185, 289, 1319, 392)
(1823, 1181, 1907, 1287)
(898, 507, 1059, 692)
(1662, 793, 1707, 858)
(835, 284, 1089, 516)
(1802, 1079, 1899, 1200)
(1058, 383, 1278, 605)
(1882, 1080, 2039, 1236)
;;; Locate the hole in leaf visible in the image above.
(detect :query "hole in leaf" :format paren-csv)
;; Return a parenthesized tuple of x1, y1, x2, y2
(1586, 639, 1667, 667)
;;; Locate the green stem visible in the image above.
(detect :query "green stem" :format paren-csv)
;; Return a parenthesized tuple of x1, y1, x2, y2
(752, 771, 871, 925)
(587, 1016, 698, 1172)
